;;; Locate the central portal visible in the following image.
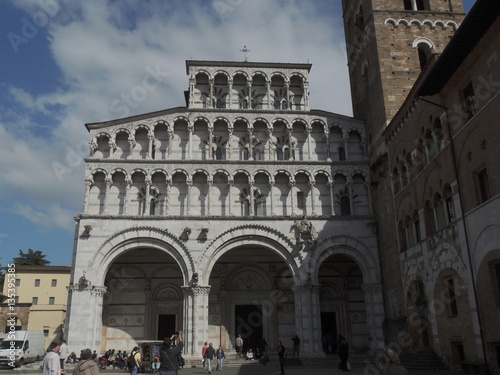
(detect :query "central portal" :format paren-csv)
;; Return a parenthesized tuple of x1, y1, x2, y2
(158, 314, 176, 340)
(235, 305, 263, 352)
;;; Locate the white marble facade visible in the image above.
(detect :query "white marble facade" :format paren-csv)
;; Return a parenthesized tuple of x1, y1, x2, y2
(66, 61, 384, 358)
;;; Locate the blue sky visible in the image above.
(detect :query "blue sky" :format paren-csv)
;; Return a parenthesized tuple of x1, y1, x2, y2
(0, 0, 477, 267)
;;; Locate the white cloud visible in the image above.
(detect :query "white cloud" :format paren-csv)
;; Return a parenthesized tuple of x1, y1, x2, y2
(2, 0, 352, 231)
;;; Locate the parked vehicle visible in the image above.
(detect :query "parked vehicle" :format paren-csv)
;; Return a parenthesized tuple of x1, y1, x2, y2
(0, 330, 45, 367)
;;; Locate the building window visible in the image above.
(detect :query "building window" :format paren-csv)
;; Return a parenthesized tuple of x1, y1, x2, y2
(241, 99, 248, 109)
(49, 297, 55, 305)
(281, 100, 288, 110)
(15, 279, 20, 287)
(51, 279, 57, 287)
(297, 192, 305, 210)
(463, 82, 477, 120)
(274, 100, 281, 109)
(276, 148, 283, 160)
(447, 278, 458, 317)
(477, 168, 491, 203)
(34, 279, 40, 287)
(43, 326, 49, 337)
(339, 147, 346, 161)
(340, 196, 351, 215)
(284, 147, 290, 160)
(32, 297, 38, 305)
(215, 147, 223, 160)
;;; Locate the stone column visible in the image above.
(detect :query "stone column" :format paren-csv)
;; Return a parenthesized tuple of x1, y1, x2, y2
(124, 179, 131, 215)
(306, 127, 312, 161)
(207, 179, 213, 216)
(285, 80, 290, 110)
(189, 75, 196, 107)
(83, 180, 92, 214)
(269, 182, 275, 216)
(208, 127, 214, 160)
(342, 134, 349, 160)
(324, 130, 331, 162)
(186, 180, 192, 216)
(346, 179, 354, 215)
(188, 124, 193, 160)
(227, 127, 233, 161)
(167, 128, 174, 157)
(289, 181, 296, 216)
(228, 180, 234, 216)
(361, 283, 385, 353)
(249, 181, 255, 216)
(144, 180, 151, 215)
(103, 178, 111, 215)
(364, 180, 373, 215)
(209, 78, 214, 109)
(247, 81, 252, 109)
(247, 128, 254, 161)
(227, 78, 233, 109)
(147, 132, 154, 160)
(182, 286, 211, 357)
(328, 181, 335, 216)
(303, 81, 310, 110)
(287, 129, 294, 160)
(293, 284, 323, 357)
(66, 284, 107, 354)
(309, 182, 316, 216)
(164, 180, 171, 216)
(266, 79, 271, 109)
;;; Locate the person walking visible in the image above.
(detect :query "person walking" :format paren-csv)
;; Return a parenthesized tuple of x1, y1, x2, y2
(291, 335, 300, 357)
(127, 346, 142, 375)
(202, 342, 209, 368)
(215, 345, 226, 371)
(159, 331, 184, 375)
(379, 348, 408, 375)
(59, 340, 69, 370)
(277, 340, 287, 375)
(72, 348, 99, 375)
(205, 343, 216, 374)
(235, 335, 243, 359)
(43, 342, 65, 375)
(338, 335, 349, 372)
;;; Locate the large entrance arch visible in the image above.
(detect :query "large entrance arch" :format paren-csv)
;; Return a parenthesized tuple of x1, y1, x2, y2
(102, 248, 184, 350)
(207, 245, 296, 354)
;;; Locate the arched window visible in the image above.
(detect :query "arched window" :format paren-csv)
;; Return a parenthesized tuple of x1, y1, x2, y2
(241, 99, 248, 109)
(243, 199, 250, 216)
(276, 148, 283, 160)
(417, 43, 432, 70)
(214, 147, 223, 160)
(284, 147, 290, 160)
(340, 196, 351, 215)
(243, 147, 250, 160)
(339, 147, 346, 161)
(274, 100, 281, 109)
(281, 100, 288, 110)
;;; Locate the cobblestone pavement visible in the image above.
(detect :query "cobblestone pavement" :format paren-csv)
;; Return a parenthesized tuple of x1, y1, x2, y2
(1, 362, 465, 375)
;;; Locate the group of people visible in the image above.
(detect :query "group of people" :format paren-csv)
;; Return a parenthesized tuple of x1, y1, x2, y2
(201, 342, 226, 373)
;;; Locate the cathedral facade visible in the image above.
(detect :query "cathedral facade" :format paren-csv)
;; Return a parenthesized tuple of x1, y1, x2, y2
(66, 0, 500, 371)
(66, 60, 383, 357)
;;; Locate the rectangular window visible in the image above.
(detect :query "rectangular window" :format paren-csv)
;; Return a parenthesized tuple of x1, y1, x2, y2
(43, 326, 49, 337)
(34, 279, 40, 287)
(463, 82, 477, 120)
(32, 297, 38, 305)
(447, 278, 458, 317)
(15, 279, 21, 287)
(297, 192, 305, 210)
(51, 279, 57, 287)
(49, 297, 55, 305)
(477, 168, 491, 203)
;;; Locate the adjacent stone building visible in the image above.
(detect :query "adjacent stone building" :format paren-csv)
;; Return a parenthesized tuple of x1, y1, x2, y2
(66, 61, 383, 357)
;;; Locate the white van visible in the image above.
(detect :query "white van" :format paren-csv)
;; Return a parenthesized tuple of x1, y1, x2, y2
(0, 330, 45, 367)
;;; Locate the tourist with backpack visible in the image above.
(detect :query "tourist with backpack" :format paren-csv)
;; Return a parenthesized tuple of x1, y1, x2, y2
(127, 347, 142, 375)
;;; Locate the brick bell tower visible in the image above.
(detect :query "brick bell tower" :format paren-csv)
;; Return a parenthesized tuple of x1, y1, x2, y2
(341, 0, 467, 345)
(341, 0, 466, 158)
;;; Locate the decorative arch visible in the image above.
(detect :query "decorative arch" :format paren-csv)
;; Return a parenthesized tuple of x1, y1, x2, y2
(412, 37, 436, 49)
(311, 235, 380, 284)
(198, 225, 298, 285)
(86, 227, 193, 287)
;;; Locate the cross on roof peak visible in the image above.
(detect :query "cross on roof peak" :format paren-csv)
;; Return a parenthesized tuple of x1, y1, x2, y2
(240, 45, 251, 62)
